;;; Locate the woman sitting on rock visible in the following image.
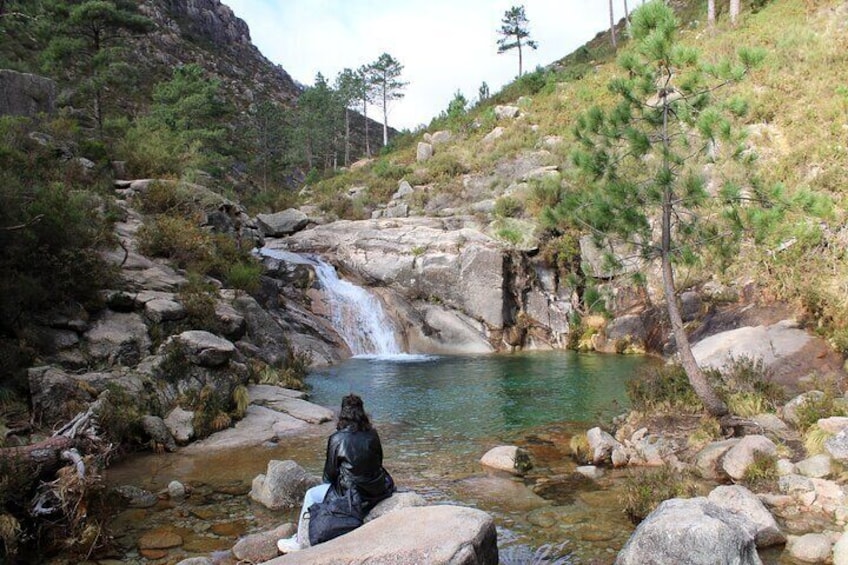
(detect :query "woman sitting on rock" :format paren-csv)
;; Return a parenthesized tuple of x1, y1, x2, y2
(278, 393, 395, 553)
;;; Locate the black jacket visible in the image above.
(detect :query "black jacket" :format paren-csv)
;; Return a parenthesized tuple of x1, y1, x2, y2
(322, 426, 394, 510)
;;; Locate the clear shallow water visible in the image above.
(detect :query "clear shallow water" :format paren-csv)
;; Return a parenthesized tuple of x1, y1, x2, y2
(309, 352, 643, 467)
(104, 351, 654, 564)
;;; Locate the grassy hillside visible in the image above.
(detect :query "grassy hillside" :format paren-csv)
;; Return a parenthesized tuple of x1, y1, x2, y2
(305, 0, 848, 353)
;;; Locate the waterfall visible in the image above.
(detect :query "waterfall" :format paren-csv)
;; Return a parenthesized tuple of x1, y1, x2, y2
(311, 259, 401, 356)
(258, 248, 402, 357)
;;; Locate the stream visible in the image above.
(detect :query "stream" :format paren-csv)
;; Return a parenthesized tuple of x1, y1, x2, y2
(105, 351, 656, 564)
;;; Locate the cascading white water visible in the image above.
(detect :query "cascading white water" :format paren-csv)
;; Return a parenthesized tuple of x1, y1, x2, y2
(311, 259, 401, 356)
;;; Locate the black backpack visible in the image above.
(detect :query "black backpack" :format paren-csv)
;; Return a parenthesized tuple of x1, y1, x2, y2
(307, 488, 365, 546)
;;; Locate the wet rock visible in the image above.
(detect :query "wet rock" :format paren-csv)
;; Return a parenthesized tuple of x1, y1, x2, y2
(615, 498, 761, 565)
(164, 406, 195, 444)
(232, 523, 296, 563)
(181, 405, 309, 452)
(113, 485, 158, 508)
(138, 527, 183, 550)
(721, 435, 777, 481)
(480, 446, 532, 475)
(168, 480, 186, 501)
(708, 485, 784, 547)
(576, 465, 604, 480)
(233, 295, 290, 366)
(787, 533, 833, 563)
(587, 427, 621, 465)
(249, 460, 319, 510)
(141, 415, 177, 452)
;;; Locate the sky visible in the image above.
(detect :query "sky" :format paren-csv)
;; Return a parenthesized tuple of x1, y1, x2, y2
(223, 1, 616, 131)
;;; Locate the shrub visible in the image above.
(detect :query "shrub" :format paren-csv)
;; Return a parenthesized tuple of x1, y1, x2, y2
(709, 356, 785, 414)
(569, 433, 590, 464)
(626, 363, 703, 413)
(494, 196, 523, 218)
(620, 467, 700, 524)
(741, 453, 778, 492)
(225, 260, 263, 294)
(426, 152, 468, 178)
(136, 214, 214, 270)
(795, 391, 848, 432)
(804, 424, 831, 455)
(372, 158, 410, 180)
(687, 417, 722, 449)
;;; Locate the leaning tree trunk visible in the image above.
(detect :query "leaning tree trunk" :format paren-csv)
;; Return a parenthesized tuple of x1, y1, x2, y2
(660, 89, 728, 417)
(708, 0, 716, 27)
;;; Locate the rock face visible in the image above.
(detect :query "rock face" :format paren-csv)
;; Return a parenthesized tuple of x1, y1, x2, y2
(270, 505, 498, 565)
(266, 217, 573, 354)
(0, 70, 56, 117)
(692, 320, 812, 375)
(616, 498, 762, 565)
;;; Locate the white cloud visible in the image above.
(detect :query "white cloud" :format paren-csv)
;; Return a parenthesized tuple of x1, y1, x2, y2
(223, 0, 618, 130)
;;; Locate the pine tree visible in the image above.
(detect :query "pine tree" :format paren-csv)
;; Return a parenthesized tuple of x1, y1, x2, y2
(335, 68, 364, 167)
(496, 5, 538, 77)
(367, 53, 407, 147)
(41, 0, 152, 133)
(553, 1, 768, 416)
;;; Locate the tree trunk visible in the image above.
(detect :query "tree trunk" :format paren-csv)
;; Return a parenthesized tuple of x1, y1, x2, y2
(609, 0, 617, 48)
(518, 40, 523, 77)
(382, 87, 388, 147)
(344, 107, 350, 167)
(0, 436, 75, 469)
(730, 0, 740, 25)
(363, 98, 370, 158)
(660, 84, 728, 417)
(708, 0, 716, 27)
(624, 0, 630, 27)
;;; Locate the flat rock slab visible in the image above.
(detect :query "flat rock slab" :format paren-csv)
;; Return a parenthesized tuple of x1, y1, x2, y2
(268, 505, 498, 565)
(692, 321, 810, 373)
(180, 405, 308, 452)
(248, 385, 332, 423)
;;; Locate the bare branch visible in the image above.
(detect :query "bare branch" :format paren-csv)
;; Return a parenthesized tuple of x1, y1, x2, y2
(0, 214, 43, 231)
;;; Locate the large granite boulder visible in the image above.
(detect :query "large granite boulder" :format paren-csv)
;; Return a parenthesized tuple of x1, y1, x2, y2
(249, 460, 320, 510)
(721, 435, 777, 481)
(256, 209, 309, 237)
(480, 446, 532, 475)
(707, 485, 784, 547)
(270, 505, 498, 565)
(692, 320, 812, 376)
(616, 498, 762, 565)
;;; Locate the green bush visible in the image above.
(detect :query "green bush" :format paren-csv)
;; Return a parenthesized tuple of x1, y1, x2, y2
(626, 363, 703, 412)
(426, 152, 468, 178)
(0, 117, 117, 336)
(620, 467, 700, 524)
(136, 214, 215, 270)
(494, 196, 523, 218)
(225, 261, 263, 293)
(372, 158, 411, 181)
